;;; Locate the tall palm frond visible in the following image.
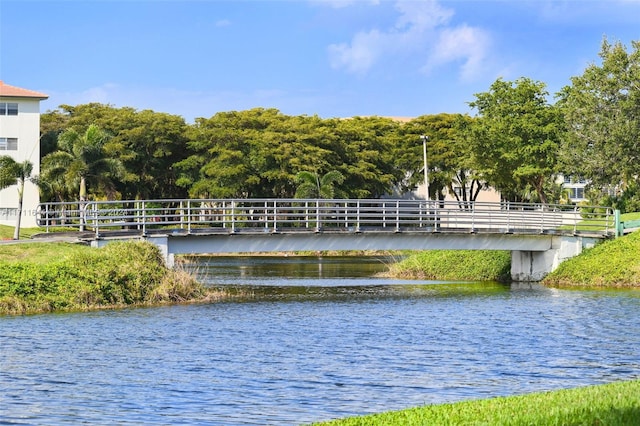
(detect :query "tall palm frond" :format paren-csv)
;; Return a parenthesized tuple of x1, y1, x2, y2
(41, 124, 123, 201)
(294, 170, 345, 199)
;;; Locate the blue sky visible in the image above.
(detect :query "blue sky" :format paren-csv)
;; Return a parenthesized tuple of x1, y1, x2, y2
(1, 0, 639, 122)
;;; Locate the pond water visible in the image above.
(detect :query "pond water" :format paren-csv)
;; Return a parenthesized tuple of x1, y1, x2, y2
(1, 256, 640, 425)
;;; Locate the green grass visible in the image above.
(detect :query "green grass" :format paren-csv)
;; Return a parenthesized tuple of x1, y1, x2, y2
(622, 212, 640, 221)
(0, 225, 45, 240)
(314, 379, 640, 425)
(543, 230, 640, 287)
(386, 250, 511, 282)
(0, 241, 89, 264)
(0, 241, 223, 315)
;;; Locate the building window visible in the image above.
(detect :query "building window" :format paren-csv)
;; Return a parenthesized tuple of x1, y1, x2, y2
(0, 138, 18, 150)
(0, 103, 18, 115)
(568, 187, 585, 200)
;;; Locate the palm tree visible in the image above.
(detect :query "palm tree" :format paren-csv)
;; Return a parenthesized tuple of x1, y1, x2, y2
(0, 156, 35, 239)
(0, 155, 18, 190)
(294, 170, 345, 199)
(42, 124, 123, 202)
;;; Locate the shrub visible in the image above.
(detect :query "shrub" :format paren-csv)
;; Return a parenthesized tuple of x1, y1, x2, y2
(0, 241, 212, 314)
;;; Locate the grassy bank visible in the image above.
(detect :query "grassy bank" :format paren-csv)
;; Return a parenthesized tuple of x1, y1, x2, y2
(315, 379, 640, 425)
(386, 213, 640, 286)
(543, 229, 640, 287)
(0, 224, 44, 240)
(385, 250, 511, 282)
(0, 241, 222, 315)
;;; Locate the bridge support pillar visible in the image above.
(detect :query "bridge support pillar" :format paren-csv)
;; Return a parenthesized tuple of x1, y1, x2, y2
(511, 235, 599, 282)
(510, 250, 556, 282)
(145, 235, 174, 268)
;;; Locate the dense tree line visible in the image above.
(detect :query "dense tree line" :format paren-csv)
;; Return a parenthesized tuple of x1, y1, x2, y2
(36, 39, 640, 211)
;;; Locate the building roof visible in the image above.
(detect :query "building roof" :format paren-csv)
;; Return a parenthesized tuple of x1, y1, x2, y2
(0, 81, 48, 100)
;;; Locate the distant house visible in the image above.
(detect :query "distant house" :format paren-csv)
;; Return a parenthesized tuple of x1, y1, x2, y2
(0, 81, 48, 228)
(559, 175, 588, 204)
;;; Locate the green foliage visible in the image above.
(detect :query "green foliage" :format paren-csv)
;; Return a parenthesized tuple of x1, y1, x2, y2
(294, 170, 345, 199)
(40, 104, 189, 201)
(543, 230, 640, 287)
(558, 39, 640, 197)
(599, 181, 640, 213)
(0, 156, 36, 238)
(468, 77, 561, 203)
(316, 379, 640, 425)
(41, 124, 123, 201)
(0, 241, 208, 315)
(388, 250, 511, 282)
(398, 114, 481, 202)
(0, 155, 20, 190)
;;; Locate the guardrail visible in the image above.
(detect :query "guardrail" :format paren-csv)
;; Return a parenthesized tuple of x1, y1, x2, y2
(36, 198, 617, 239)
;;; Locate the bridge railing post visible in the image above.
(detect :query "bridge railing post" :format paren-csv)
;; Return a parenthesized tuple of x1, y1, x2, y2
(186, 200, 192, 233)
(141, 201, 147, 236)
(315, 200, 320, 232)
(395, 200, 400, 232)
(231, 200, 236, 233)
(91, 202, 99, 238)
(272, 200, 277, 232)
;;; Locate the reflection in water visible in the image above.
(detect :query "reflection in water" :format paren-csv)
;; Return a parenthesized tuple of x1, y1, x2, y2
(1, 256, 639, 425)
(185, 255, 394, 282)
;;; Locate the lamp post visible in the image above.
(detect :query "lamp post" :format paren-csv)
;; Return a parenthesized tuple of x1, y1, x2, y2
(420, 135, 429, 201)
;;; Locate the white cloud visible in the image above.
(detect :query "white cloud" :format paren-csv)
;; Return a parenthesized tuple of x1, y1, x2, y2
(393, 0, 453, 30)
(326, 0, 490, 81)
(328, 29, 386, 74)
(424, 24, 491, 81)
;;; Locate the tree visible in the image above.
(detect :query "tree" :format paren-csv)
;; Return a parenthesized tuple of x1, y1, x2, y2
(40, 104, 191, 201)
(329, 117, 403, 198)
(398, 114, 485, 207)
(468, 77, 561, 203)
(0, 156, 35, 239)
(177, 109, 270, 198)
(0, 155, 17, 190)
(294, 170, 345, 199)
(41, 124, 123, 201)
(558, 38, 640, 205)
(106, 109, 190, 200)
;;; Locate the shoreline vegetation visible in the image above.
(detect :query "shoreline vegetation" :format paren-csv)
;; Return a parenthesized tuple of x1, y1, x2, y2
(0, 240, 227, 316)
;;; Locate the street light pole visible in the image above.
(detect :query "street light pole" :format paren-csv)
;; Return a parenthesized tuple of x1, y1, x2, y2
(420, 135, 429, 201)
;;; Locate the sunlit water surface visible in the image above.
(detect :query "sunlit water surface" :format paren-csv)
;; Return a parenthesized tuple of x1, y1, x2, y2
(1, 256, 639, 425)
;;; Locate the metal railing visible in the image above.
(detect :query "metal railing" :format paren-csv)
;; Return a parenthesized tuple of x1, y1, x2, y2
(36, 199, 617, 239)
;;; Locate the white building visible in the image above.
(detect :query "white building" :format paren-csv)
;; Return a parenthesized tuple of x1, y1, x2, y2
(0, 81, 48, 228)
(560, 175, 588, 203)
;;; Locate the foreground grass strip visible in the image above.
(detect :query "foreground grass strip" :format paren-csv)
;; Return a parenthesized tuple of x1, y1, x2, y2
(315, 380, 640, 426)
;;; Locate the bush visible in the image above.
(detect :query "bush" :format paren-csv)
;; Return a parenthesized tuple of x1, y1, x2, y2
(0, 241, 211, 314)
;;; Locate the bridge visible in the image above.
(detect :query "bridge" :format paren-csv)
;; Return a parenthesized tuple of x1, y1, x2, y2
(36, 198, 617, 282)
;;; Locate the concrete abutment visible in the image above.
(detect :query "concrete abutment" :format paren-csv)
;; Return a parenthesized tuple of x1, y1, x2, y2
(511, 235, 599, 282)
